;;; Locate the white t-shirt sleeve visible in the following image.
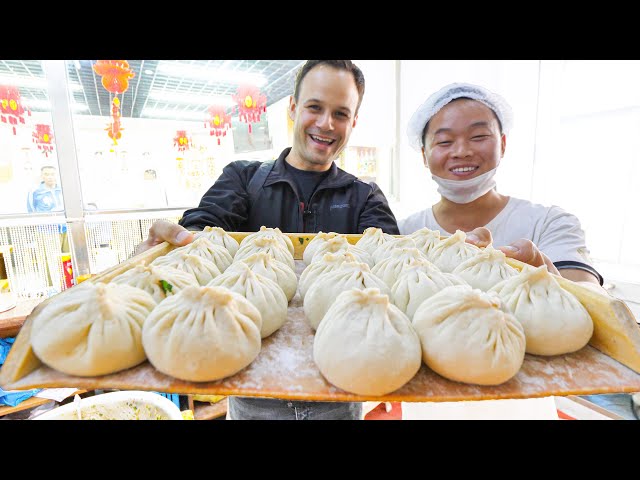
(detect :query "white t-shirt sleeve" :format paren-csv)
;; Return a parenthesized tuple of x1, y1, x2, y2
(535, 205, 595, 266)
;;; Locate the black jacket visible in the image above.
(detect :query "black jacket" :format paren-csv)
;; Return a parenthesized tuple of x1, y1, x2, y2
(179, 148, 399, 235)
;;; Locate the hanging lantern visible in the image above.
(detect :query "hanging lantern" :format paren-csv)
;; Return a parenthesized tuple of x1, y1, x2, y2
(232, 84, 266, 134)
(32, 124, 55, 157)
(0, 85, 31, 135)
(92, 60, 135, 94)
(174, 130, 191, 152)
(93, 60, 135, 144)
(105, 118, 123, 145)
(205, 104, 232, 145)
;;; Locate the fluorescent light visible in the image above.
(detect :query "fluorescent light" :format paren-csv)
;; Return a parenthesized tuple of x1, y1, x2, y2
(148, 90, 235, 107)
(23, 99, 89, 111)
(144, 69, 154, 75)
(141, 108, 207, 121)
(0, 74, 82, 92)
(156, 62, 267, 87)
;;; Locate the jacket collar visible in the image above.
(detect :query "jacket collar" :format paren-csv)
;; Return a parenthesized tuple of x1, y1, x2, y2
(264, 147, 357, 190)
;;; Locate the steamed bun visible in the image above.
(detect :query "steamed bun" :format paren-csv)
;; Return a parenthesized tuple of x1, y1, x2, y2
(303, 231, 341, 265)
(427, 230, 481, 273)
(151, 250, 222, 285)
(227, 251, 297, 301)
(298, 251, 359, 300)
(391, 263, 466, 319)
(490, 265, 594, 356)
(412, 285, 526, 386)
(311, 236, 373, 267)
(304, 261, 389, 330)
(355, 227, 395, 257)
(142, 285, 262, 382)
(168, 237, 233, 273)
(370, 247, 432, 288)
(111, 264, 197, 303)
(407, 227, 442, 257)
(31, 282, 157, 376)
(452, 245, 519, 291)
(240, 226, 294, 256)
(313, 288, 422, 396)
(194, 226, 239, 257)
(234, 235, 295, 271)
(208, 262, 288, 338)
(371, 236, 417, 265)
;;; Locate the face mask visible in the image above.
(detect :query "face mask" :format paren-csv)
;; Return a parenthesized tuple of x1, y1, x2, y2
(431, 167, 498, 204)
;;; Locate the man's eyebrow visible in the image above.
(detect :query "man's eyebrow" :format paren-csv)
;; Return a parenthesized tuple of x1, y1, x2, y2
(305, 98, 352, 115)
(433, 121, 491, 136)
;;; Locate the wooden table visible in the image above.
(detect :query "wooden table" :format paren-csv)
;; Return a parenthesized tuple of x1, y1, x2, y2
(0, 295, 43, 338)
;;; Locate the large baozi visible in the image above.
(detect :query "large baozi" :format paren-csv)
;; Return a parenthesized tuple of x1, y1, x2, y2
(412, 285, 526, 386)
(452, 245, 519, 291)
(169, 237, 233, 273)
(142, 285, 262, 382)
(314, 288, 422, 396)
(151, 250, 222, 286)
(490, 265, 593, 356)
(370, 247, 432, 288)
(407, 227, 442, 258)
(111, 264, 197, 303)
(194, 226, 239, 257)
(31, 282, 157, 377)
(240, 226, 294, 256)
(371, 236, 417, 265)
(311, 236, 373, 267)
(427, 230, 481, 273)
(304, 261, 389, 330)
(227, 251, 297, 301)
(391, 263, 466, 319)
(298, 251, 358, 300)
(303, 231, 341, 265)
(208, 263, 288, 338)
(234, 236, 295, 271)
(355, 227, 395, 257)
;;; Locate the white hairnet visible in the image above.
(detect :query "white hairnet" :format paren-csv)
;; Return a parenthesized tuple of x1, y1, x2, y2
(406, 82, 514, 152)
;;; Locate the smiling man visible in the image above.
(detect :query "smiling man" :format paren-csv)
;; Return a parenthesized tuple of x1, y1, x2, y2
(135, 60, 399, 420)
(399, 82, 604, 289)
(138, 61, 398, 240)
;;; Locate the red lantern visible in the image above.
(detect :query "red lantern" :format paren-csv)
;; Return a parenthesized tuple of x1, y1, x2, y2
(0, 85, 31, 135)
(205, 104, 232, 145)
(32, 124, 55, 157)
(232, 84, 266, 133)
(174, 130, 191, 152)
(92, 60, 135, 94)
(93, 60, 135, 144)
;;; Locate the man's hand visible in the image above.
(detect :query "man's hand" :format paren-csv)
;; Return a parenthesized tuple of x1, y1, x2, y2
(464, 227, 493, 248)
(134, 220, 194, 256)
(496, 239, 561, 275)
(464, 227, 561, 275)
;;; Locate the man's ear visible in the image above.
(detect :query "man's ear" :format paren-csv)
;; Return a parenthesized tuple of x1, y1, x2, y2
(421, 147, 429, 169)
(501, 133, 507, 157)
(352, 113, 358, 129)
(288, 95, 296, 122)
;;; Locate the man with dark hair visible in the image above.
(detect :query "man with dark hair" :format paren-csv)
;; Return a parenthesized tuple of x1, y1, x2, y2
(27, 166, 65, 215)
(135, 60, 399, 420)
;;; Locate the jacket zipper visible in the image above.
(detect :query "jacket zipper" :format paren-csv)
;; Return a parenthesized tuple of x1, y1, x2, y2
(300, 201, 312, 232)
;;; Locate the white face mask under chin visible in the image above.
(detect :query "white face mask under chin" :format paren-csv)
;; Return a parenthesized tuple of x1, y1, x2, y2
(431, 167, 498, 204)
